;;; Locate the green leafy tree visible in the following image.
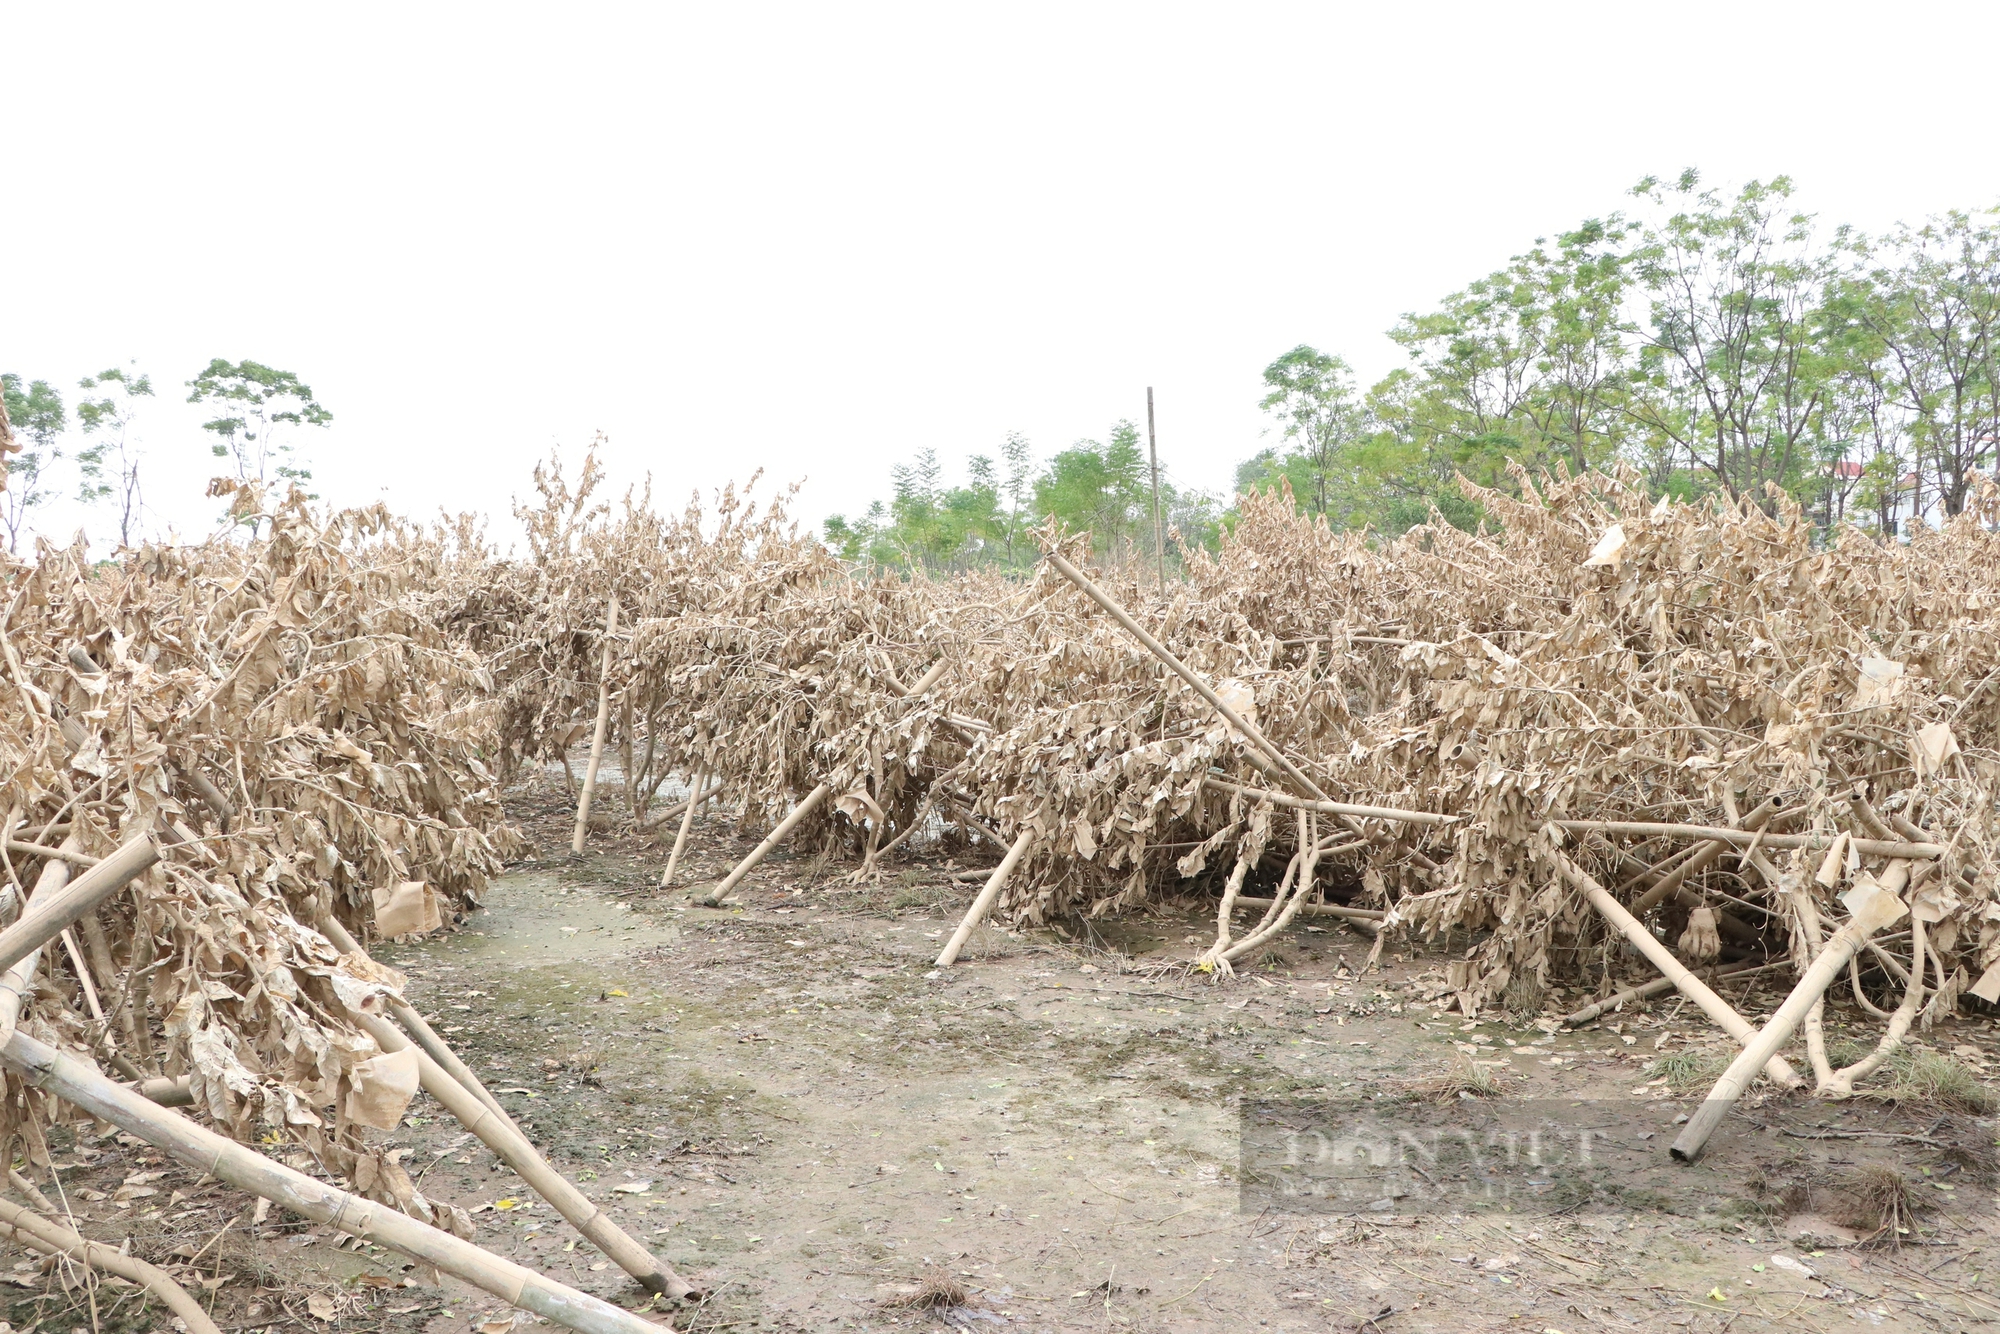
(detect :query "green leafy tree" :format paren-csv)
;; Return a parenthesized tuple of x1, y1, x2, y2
(1842, 210, 2000, 517)
(1250, 347, 1365, 516)
(1388, 217, 1637, 482)
(75, 364, 154, 547)
(0, 373, 67, 553)
(186, 360, 331, 527)
(1627, 173, 1835, 505)
(1033, 420, 1151, 556)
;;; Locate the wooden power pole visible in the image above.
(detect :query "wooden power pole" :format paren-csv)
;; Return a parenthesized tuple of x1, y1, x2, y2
(1146, 387, 1165, 593)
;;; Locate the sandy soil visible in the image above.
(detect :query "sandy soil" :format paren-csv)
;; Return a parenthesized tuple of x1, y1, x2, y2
(4, 774, 1996, 1333)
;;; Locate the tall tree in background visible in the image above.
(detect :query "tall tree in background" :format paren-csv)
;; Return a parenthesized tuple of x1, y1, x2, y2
(1389, 217, 1637, 483)
(0, 374, 67, 553)
(76, 363, 154, 547)
(1845, 210, 2000, 517)
(1034, 420, 1151, 555)
(1248, 347, 1364, 516)
(187, 359, 331, 529)
(1627, 173, 1834, 505)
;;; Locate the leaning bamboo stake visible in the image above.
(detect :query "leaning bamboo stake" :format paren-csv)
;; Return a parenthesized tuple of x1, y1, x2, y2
(571, 599, 619, 855)
(0, 834, 157, 980)
(699, 782, 831, 907)
(1045, 549, 1330, 804)
(661, 764, 708, 888)
(936, 828, 1034, 966)
(1550, 849, 1801, 1088)
(348, 1008, 694, 1298)
(0, 1031, 664, 1334)
(1671, 864, 1913, 1162)
(0, 1196, 222, 1334)
(318, 914, 512, 1122)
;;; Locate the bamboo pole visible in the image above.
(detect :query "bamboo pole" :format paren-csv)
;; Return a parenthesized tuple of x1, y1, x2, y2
(571, 599, 620, 855)
(1550, 849, 1801, 1088)
(347, 1009, 693, 1298)
(0, 1031, 663, 1334)
(1045, 550, 1329, 805)
(131, 1072, 195, 1107)
(1671, 865, 1912, 1162)
(0, 844, 74, 1042)
(883, 657, 951, 699)
(1201, 776, 1457, 827)
(0, 834, 157, 980)
(1554, 821, 1939, 860)
(936, 828, 1034, 966)
(1146, 386, 1165, 595)
(634, 777, 724, 834)
(699, 782, 831, 907)
(1561, 958, 1778, 1026)
(1231, 894, 1384, 932)
(0, 1196, 222, 1334)
(661, 764, 708, 889)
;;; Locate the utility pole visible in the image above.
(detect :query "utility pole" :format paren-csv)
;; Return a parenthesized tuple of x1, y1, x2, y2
(1146, 387, 1165, 594)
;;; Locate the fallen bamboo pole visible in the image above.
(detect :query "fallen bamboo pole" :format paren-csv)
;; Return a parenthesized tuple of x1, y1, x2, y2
(635, 777, 724, 834)
(1202, 775, 1457, 827)
(130, 1073, 195, 1107)
(0, 834, 158, 980)
(348, 1008, 693, 1298)
(571, 599, 620, 855)
(1561, 958, 1779, 1026)
(936, 828, 1034, 966)
(0, 1196, 222, 1334)
(884, 657, 951, 698)
(661, 764, 708, 888)
(1554, 821, 1939, 860)
(0, 1031, 664, 1334)
(1671, 864, 1913, 1162)
(699, 782, 831, 906)
(1551, 849, 1801, 1088)
(1231, 895, 1385, 932)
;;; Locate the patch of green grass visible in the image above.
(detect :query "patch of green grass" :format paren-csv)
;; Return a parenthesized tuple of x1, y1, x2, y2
(1645, 1048, 1730, 1093)
(1876, 1046, 1995, 1113)
(1826, 1040, 1995, 1112)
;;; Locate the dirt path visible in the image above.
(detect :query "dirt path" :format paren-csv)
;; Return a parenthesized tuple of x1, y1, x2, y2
(3, 776, 1992, 1333)
(359, 781, 1999, 1334)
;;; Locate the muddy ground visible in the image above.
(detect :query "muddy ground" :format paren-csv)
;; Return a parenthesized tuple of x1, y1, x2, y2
(5, 772, 1998, 1333)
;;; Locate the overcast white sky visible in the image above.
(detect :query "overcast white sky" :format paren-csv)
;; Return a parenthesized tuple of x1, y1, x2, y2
(7, 2, 2000, 550)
